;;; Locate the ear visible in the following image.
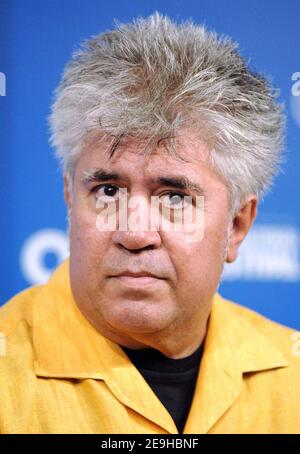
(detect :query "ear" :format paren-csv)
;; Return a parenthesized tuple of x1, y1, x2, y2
(226, 195, 258, 263)
(63, 173, 73, 211)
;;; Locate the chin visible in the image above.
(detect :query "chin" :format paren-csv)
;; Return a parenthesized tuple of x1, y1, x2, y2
(103, 301, 175, 334)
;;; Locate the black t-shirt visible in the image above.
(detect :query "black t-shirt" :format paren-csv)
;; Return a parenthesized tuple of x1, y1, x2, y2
(122, 344, 203, 433)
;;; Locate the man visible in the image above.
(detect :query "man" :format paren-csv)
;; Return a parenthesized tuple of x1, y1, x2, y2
(0, 13, 299, 434)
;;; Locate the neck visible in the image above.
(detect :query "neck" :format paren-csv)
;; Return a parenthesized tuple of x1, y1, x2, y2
(82, 310, 210, 359)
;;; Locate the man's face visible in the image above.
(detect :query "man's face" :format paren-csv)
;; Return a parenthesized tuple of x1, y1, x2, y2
(67, 131, 232, 347)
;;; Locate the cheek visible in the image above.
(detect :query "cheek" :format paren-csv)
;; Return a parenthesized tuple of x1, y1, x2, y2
(162, 219, 228, 291)
(70, 207, 112, 265)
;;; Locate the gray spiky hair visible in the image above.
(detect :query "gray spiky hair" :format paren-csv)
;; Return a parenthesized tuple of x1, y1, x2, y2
(49, 12, 285, 216)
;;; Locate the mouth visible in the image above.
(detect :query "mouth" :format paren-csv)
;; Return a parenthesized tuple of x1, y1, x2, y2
(109, 272, 165, 287)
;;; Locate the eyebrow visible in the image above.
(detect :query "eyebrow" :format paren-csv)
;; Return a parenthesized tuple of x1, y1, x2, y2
(81, 169, 121, 184)
(152, 176, 206, 196)
(81, 168, 206, 196)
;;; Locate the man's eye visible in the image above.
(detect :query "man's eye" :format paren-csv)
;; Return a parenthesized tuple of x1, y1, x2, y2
(93, 184, 119, 202)
(160, 193, 191, 209)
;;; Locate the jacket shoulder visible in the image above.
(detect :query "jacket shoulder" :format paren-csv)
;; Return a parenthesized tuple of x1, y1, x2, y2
(0, 285, 44, 336)
(217, 294, 300, 365)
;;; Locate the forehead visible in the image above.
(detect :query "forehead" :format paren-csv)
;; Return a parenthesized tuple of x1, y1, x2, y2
(77, 130, 217, 179)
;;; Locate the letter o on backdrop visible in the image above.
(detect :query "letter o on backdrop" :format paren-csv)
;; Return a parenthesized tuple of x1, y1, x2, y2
(20, 229, 69, 285)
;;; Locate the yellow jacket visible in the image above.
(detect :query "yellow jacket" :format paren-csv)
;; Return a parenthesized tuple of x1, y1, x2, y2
(0, 259, 299, 434)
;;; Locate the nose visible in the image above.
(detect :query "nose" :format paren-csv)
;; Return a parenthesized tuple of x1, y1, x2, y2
(112, 229, 162, 251)
(112, 194, 162, 251)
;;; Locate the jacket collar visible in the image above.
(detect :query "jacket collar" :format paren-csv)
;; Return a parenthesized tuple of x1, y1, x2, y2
(33, 259, 178, 432)
(183, 295, 289, 433)
(32, 259, 289, 433)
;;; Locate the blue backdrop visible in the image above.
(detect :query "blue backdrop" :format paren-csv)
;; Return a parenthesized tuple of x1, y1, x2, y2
(1, 0, 299, 329)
